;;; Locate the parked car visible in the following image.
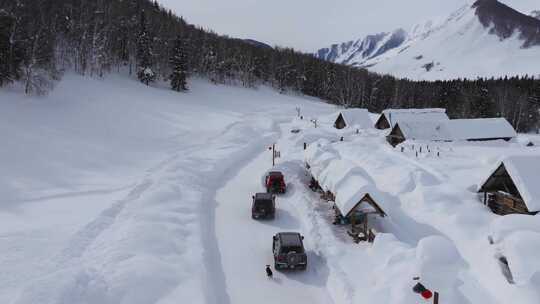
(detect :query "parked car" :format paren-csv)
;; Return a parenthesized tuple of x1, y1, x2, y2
(252, 193, 276, 219)
(272, 232, 307, 270)
(265, 171, 286, 194)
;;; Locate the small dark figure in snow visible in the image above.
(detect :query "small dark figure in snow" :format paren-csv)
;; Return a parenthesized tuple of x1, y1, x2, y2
(266, 265, 273, 278)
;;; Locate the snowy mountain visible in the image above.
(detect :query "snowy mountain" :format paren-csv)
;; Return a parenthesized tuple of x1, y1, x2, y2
(316, 0, 540, 80)
(316, 29, 407, 66)
(531, 10, 540, 20)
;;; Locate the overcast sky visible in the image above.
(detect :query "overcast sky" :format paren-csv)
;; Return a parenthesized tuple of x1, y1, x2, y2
(159, 0, 539, 52)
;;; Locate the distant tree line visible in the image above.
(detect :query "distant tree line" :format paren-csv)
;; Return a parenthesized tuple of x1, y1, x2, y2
(0, 0, 539, 131)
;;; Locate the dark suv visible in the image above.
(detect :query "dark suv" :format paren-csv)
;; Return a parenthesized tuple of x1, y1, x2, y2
(272, 232, 307, 270)
(252, 193, 275, 219)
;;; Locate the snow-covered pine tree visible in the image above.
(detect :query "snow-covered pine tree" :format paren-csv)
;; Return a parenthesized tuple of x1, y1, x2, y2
(169, 36, 189, 91)
(136, 11, 155, 85)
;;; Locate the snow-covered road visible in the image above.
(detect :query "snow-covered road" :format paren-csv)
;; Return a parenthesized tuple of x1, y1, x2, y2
(216, 148, 334, 304)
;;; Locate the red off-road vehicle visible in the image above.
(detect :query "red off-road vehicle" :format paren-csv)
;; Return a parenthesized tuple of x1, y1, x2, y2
(265, 171, 286, 194)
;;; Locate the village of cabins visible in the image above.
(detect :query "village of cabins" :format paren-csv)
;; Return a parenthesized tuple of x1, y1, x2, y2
(304, 108, 538, 244)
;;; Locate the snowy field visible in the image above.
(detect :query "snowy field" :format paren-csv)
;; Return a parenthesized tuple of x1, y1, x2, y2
(0, 75, 332, 304)
(1, 75, 540, 304)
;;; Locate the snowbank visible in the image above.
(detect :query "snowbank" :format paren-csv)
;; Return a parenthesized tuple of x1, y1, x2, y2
(490, 214, 540, 243)
(502, 231, 540, 285)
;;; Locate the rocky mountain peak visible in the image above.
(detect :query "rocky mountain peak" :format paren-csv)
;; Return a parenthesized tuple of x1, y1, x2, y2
(473, 0, 540, 47)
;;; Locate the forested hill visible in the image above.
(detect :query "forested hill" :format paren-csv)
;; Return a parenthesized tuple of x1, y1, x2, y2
(0, 0, 539, 132)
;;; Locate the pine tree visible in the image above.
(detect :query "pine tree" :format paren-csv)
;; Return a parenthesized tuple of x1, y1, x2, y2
(136, 11, 155, 85)
(0, 14, 14, 86)
(169, 36, 189, 91)
(0, 12, 23, 87)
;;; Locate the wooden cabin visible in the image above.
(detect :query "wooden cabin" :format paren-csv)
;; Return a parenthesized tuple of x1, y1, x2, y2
(334, 193, 386, 243)
(385, 118, 517, 147)
(449, 118, 517, 142)
(478, 156, 540, 215)
(386, 123, 407, 147)
(334, 113, 347, 129)
(305, 152, 387, 242)
(333, 109, 372, 130)
(375, 113, 392, 130)
(386, 120, 452, 147)
(374, 108, 449, 130)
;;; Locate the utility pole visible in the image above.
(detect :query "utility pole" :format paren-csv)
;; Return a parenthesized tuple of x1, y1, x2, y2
(269, 144, 280, 167)
(272, 143, 275, 166)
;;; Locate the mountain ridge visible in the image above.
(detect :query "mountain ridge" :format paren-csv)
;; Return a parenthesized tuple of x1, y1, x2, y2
(316, 0, 540, 80)
(473, 0, 540, 48)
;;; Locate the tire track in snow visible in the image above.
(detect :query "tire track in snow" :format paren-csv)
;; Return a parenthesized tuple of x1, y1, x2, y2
(7, 184, 134, 206)
(12, 151, 184, 304)
(200, 115, 280, 304)
(53, 152, 186, 265)
(54, 179, 153, 264)
(214, 120, 336, 304)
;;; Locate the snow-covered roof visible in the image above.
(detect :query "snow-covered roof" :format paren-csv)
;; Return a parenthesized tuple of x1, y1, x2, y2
(447, 118, 517, 141)
(305, 139, 340, 181)
(480, 155, 540, 212)
(381, 108, 449, 127)
(334, 174, 383, 217)
(501, 156, 540, 211)
(305, 143, 385, 217)
(337, 109, 372, 129)
(394, 118, 517, 142)
(318, 159, 363, 193)
(395, 120, 453, 141)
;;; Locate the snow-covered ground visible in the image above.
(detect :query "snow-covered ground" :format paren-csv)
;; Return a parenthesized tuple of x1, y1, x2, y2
(2, 74, 540, 304)
(0, 75, 333, 304)
(300, 122, 540, 303)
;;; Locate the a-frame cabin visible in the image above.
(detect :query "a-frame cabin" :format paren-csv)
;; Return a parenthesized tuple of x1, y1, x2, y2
(478, 156, 540, 215)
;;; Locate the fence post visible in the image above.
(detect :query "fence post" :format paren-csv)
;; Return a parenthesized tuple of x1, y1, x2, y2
(434, 292, 439, 304)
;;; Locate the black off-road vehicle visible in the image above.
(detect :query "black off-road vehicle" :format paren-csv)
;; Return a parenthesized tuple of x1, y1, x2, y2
(252, 193, 275, 219)
(272, 232, 307, 270)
